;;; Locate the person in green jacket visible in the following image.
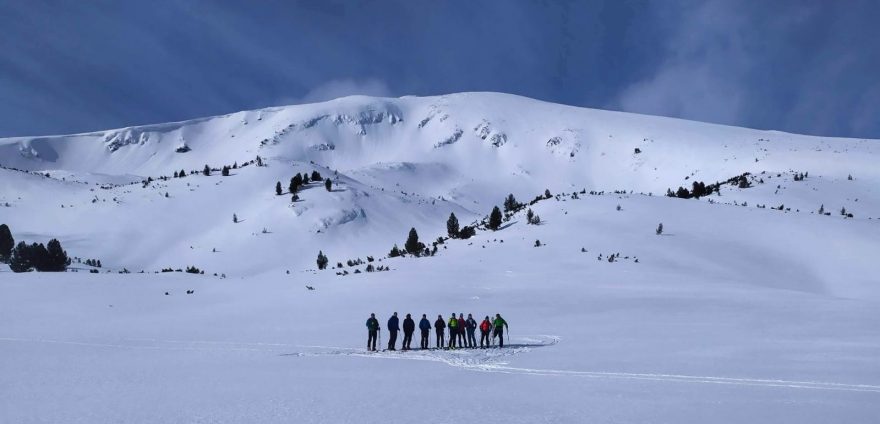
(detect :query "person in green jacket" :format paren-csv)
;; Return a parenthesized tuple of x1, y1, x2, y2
(493, 313, 508, 348)
(447, 313, 459, 349)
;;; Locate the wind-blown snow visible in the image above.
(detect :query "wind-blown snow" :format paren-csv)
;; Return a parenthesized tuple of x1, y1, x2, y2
(1, 92, 878, 423)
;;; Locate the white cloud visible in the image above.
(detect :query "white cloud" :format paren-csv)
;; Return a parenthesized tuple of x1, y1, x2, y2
(283, 79, 393, 105)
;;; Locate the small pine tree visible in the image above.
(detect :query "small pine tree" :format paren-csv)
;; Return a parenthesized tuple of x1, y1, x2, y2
(325, 178, 332, 192)
(222, 166, 230, 177)
(405, 228, 424, 256)
(459, 226, 475, 239)
(446, 213, 460, 238)
(616, 204, 622, 211)
(173, 171, 179, 178)
(294, 174, 304, 190)
(841, 207, 847, 216)
(488, 206, 502, 230)
(316, 251, 329, 270)
(30, 243, 49, 271)
(526, 208, 534, 223)
(0, 224, 13, 262)
(233, 214, 238, 223)
(45, 239, 68, 272)
(534, 239, 541, 247)
(389, 244, 402, 257)
(275, 181, 283, 195)
(203, 165, 211, 176)
(656, 223, 663, 235)
(544, 189, 552, 199)
(503, 194, 519, 212)
(9, 242, 32, 273)
(256, 156, 263, 166)
(303, 174, 310, 184)
(819, 204, 824, 214)
(311, 171, 323, 181)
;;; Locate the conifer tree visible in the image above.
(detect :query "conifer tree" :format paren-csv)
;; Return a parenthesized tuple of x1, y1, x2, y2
(389, 244, 402, 257)
(405, 228, 424, 256)
(325, 178, 332, 192)
(0, 224, 13, 262)
(303, 174, 310, 184)
(488, 206, 502, 231)
(30, 243, 49, 271)
(311, 171, 323, 181)
(179, 169, 187, 178)
(656, 223, 664, 235)
(221, 166, 230, 177)
(276, 182, 283, 195)
(503, 194, 519, 212)
(316, 251, 328, 270)
(446, 213, 459, 238)
(9, 242, 32, 273)
(203, 165, 211, 176)
(459, 226, 475, 239)
(45, 239, 68, 272)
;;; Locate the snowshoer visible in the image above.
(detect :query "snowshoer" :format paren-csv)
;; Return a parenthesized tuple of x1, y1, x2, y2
(479, 316, 492, 348)
(434, 315, 446, 348)
(466, 313, 478, 348)
(402, 313, 415, 350)
(366, 313, 380, 351)
(493, 313, 508, 347)
(457, 313, 467, 348)
(387, 312, 400, 351)
(447, 314, 459, 349)
(419, 314, 431, 349)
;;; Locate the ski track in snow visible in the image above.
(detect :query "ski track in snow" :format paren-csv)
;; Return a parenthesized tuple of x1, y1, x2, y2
(3, 335, 878, 394)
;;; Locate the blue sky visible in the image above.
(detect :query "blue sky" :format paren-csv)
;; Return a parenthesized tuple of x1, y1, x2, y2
(1, 0, 878, 138)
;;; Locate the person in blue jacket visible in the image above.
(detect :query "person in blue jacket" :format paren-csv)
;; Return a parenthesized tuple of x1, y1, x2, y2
(365, 313, 380, 351)
(386, 312, 400, 351)
(418, 314, 431, 349)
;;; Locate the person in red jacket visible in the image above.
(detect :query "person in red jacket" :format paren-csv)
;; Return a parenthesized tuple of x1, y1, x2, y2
(479, 316, 492, 348)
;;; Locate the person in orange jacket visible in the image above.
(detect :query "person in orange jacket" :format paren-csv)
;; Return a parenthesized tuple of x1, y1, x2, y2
(479, 316, 492, 348)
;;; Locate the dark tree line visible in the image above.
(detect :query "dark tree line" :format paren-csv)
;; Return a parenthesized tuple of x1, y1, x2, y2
(8, 237, 69, 273)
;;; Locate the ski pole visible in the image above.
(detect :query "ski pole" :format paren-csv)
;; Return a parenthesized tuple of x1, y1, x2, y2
(378, 329, 382, 351)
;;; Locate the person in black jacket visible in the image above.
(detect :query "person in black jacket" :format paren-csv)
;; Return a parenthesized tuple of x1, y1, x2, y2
(365, 313, 380, 351)
(402, 313, 415, 350)
(418, 314, 431, 349)
(465, 313, 478, 348)
(387, 312, 400, 351)
(434, 314, 446, 348)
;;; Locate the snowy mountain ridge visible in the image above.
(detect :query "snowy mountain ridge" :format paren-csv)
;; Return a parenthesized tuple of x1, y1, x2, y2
(0, 91, 877, 277)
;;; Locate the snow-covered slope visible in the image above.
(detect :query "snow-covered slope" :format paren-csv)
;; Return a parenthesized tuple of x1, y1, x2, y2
(1, 92, 879, 423)
(1, 92, 877, 275)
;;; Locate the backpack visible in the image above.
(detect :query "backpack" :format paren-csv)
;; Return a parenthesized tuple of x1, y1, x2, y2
(449, 318, 458, 328)
(480, 320, 490, 332)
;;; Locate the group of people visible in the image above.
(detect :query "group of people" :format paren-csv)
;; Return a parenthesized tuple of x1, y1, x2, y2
(365, 312, 509, 351)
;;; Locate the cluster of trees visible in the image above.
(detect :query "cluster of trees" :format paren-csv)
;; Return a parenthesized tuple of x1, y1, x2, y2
(387, 228, 439, 258)
(2, 224, 69, 273)
(84, 259, 102, 268)
(792, 172, 808, 181)
(281, 171, 330, 196)
(666, 181, 718, 199)
(316, 251, 329, 270)
(445, 213, 476, 239)
(526, 208, 541, 225)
